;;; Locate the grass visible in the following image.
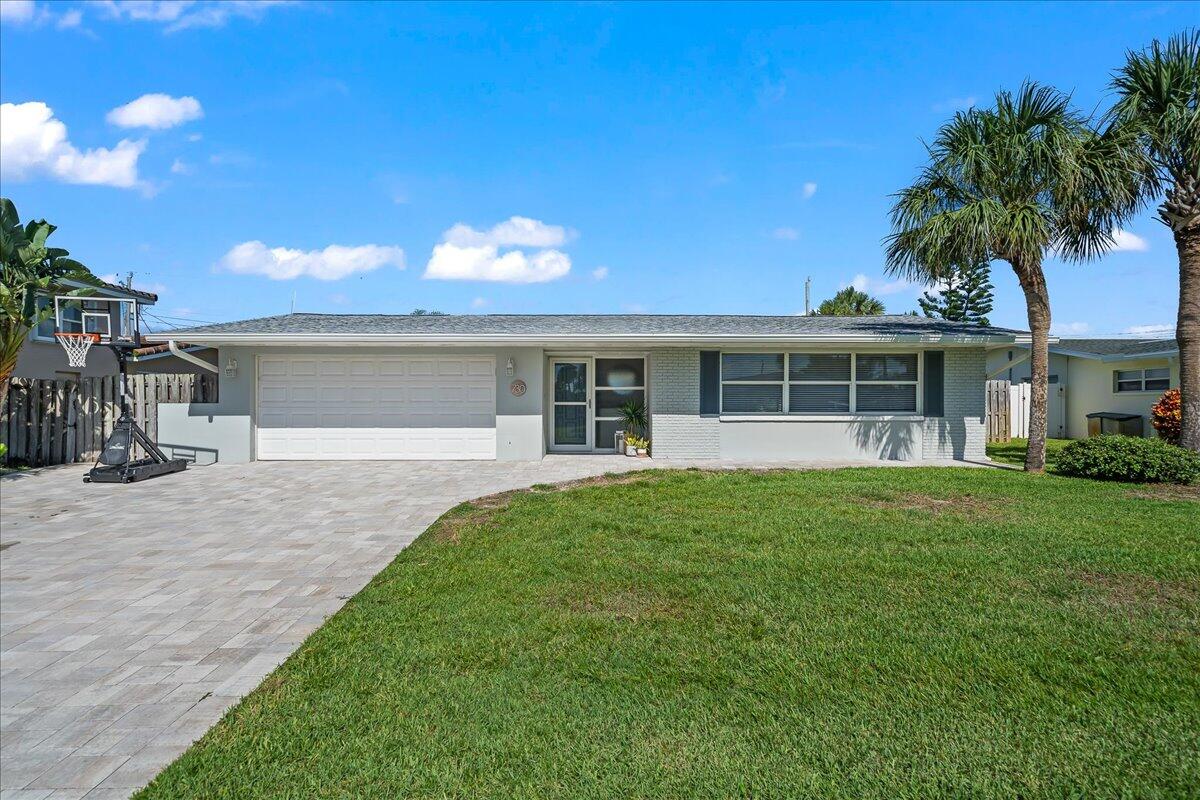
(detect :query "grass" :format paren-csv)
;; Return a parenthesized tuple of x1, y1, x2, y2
(986, 437, 1072, 468)
(138, 468, 1199, 799)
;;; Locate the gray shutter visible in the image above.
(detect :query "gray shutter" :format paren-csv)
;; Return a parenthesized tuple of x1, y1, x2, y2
(700, 351, 720, 415)
(923, 350, 944, 417)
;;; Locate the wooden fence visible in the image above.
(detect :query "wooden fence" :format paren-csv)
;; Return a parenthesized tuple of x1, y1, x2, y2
(985, 379, 1012, 444)
(1, 373, 217, 467)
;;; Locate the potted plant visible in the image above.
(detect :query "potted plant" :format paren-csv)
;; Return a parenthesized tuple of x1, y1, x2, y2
(618, 401, 647, 446)
(624, 434, 650, 457)
(623, 434, 640, 457)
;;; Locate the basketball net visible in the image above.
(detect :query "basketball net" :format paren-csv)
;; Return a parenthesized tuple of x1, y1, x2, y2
(56, 333, 99, 368)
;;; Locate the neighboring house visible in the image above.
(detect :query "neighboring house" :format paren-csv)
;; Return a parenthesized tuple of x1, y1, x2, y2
(145, 314, 1030, 465)
(12, 279, 158, 380)
(986, 338, 1179, 439)
(128, 343, 219, 375)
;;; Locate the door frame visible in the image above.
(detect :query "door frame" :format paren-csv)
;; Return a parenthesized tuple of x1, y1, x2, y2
(544, 353, 649, 454)
(547, 357, 593, 452)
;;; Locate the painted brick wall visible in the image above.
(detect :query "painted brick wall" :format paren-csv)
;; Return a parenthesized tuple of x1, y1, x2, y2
(922, 347, 986, 460)
(649, 348, 720, 458)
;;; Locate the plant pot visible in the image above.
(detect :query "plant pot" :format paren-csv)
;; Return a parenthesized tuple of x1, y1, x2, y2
(636, 448, 648, 457)
(625, 448, 639, 457)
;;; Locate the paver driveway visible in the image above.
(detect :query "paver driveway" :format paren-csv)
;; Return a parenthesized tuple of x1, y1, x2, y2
(0, 456, 664, 799)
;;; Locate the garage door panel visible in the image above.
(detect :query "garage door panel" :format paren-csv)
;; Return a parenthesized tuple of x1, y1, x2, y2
(257, 355, 496, 460)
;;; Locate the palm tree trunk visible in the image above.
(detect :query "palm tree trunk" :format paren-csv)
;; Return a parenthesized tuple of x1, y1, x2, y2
(1014, 258, 1051, 472)
(1176, 227, 1200, 452)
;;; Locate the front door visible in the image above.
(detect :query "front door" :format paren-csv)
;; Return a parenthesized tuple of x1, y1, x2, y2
(550, 359, 591, 450)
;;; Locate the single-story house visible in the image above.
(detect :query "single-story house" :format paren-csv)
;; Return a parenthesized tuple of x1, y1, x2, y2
(986, 337, 1179, 439)
(14, 279, 159, 380)
(144, 313, 1034, 464)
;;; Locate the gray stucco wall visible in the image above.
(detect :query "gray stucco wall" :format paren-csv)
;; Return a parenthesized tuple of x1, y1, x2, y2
(158, 343, 988, 464)
(652, 346, 986, 462)
(14, 339, 119, 378)
(157, 345, 545, 464)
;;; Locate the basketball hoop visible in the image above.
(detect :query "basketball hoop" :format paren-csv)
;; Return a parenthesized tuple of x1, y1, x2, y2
(56, 332, 100, 367)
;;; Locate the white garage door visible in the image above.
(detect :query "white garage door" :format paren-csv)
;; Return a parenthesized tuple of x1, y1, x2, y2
(256, 355, 496, 460)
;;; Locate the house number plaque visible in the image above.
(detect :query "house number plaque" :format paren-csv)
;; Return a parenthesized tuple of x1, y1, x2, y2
(510, 379, 527, 397)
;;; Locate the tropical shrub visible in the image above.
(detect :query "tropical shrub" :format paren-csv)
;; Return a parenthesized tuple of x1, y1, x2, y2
(1057, 435, 1200, 484)
(1151, 388, 1182, 445)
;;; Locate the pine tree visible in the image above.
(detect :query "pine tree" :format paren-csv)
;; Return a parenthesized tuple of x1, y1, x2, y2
(918, 260, 994, 325)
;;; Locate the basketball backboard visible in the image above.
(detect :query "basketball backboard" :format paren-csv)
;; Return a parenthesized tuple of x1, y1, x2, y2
(53, 296, 140, 346)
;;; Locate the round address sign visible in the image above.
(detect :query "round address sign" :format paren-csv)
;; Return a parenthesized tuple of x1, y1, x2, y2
(510, 379, 527, 397)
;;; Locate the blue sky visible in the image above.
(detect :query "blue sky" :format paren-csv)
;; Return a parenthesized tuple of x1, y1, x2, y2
(1, 1, 1195, 335)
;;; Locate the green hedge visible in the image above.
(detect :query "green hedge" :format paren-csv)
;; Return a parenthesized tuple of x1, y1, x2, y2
(1057, 435, 1200, 485)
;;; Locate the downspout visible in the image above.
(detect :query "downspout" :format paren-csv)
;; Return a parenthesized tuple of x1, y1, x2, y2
(168, 340, 219, 373)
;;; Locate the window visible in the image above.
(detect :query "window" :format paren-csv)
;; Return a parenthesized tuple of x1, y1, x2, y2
(720, 353, 783, 412)
(720, 352, 920, 415)
(855, 354, 918, 413)
(1115, 367, 1171, 393)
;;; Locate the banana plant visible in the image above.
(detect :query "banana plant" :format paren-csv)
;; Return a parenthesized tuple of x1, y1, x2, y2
(1, 197, 99, 408)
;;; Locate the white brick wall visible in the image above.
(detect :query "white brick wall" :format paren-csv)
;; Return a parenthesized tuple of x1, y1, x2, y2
(922, 347, 986, 460)
(649, 349, 720, 458)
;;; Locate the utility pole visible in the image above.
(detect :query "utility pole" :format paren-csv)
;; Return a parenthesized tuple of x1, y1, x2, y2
(804, 276, 811, 316)
(290, 290, 296, 314)
(123, 271, 133, 289)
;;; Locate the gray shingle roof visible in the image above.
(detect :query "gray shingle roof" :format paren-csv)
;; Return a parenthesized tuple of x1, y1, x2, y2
(1055, 338, 1178, 359)
(157, 313, 1025, 339)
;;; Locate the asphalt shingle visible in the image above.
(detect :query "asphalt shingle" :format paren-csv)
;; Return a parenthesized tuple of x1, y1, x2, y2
(158, 313, 1025, 338)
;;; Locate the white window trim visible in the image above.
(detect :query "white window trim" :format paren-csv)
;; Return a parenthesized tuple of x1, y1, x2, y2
(1113, 367, 1171, 394)
(719, 351, 923, 417)
(593, 358, 647, 436)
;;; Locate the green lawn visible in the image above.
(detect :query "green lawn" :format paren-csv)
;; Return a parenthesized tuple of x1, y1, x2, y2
(139, 468, 1199, 799)
(986, 437, 1072, 467)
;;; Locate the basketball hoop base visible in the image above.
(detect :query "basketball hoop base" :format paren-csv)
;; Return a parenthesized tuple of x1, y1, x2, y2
(84, 412, 187, 484)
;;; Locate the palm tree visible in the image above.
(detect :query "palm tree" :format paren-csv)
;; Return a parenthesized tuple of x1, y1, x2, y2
(886, 84, 1146, 471)
(1, 198, 97, 407)
(1109, 30, 1200, 452)
(816, 286, 886, 316)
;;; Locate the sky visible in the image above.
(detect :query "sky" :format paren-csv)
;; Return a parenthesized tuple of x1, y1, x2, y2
(0, 0, 1195, 336)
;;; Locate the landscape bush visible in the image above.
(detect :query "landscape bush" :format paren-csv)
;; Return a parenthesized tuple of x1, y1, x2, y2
(1150, 388, 1182, 444)
(1056, 434, 1200, 484)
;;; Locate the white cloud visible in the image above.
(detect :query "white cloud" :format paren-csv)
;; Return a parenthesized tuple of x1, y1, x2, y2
(169, 158, 192, 175)
(471, 297, 488, 309)
(0, 101, 145, 189)
(187, 132, 203, 142)
(591, 266, 609, 280)
(772, 227, 799, 241)
(1110, 228, 1149, 253)
(933, 96, 977, 113)
(329, 292, 350, 306)
(443, 216, 574, 249)
(801, 182, 817, 199)
(107, 94, 202, 130)
(56, 8, 83, 28)
(0, 0, 36, 22)
(218, 241, 405, 281)
(847, 273, 919, 297)
(425, 243, 570, 284)
(1051, 321, 1091, 336)
(97, 0, 296, 32)
(2, 2, 89, 30)
(1122, 324, 1175, 336)
(424, 217, 574, 284)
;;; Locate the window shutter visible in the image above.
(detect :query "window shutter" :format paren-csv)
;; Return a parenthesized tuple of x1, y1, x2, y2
(923, 350, 944, 417)
(700, 351, 720, 415)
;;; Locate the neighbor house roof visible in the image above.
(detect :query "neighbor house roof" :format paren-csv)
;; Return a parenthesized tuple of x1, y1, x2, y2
(146, 313, 1031, 347)
(1052, 338, 1178, 361)
(53, 277, 159, 304)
